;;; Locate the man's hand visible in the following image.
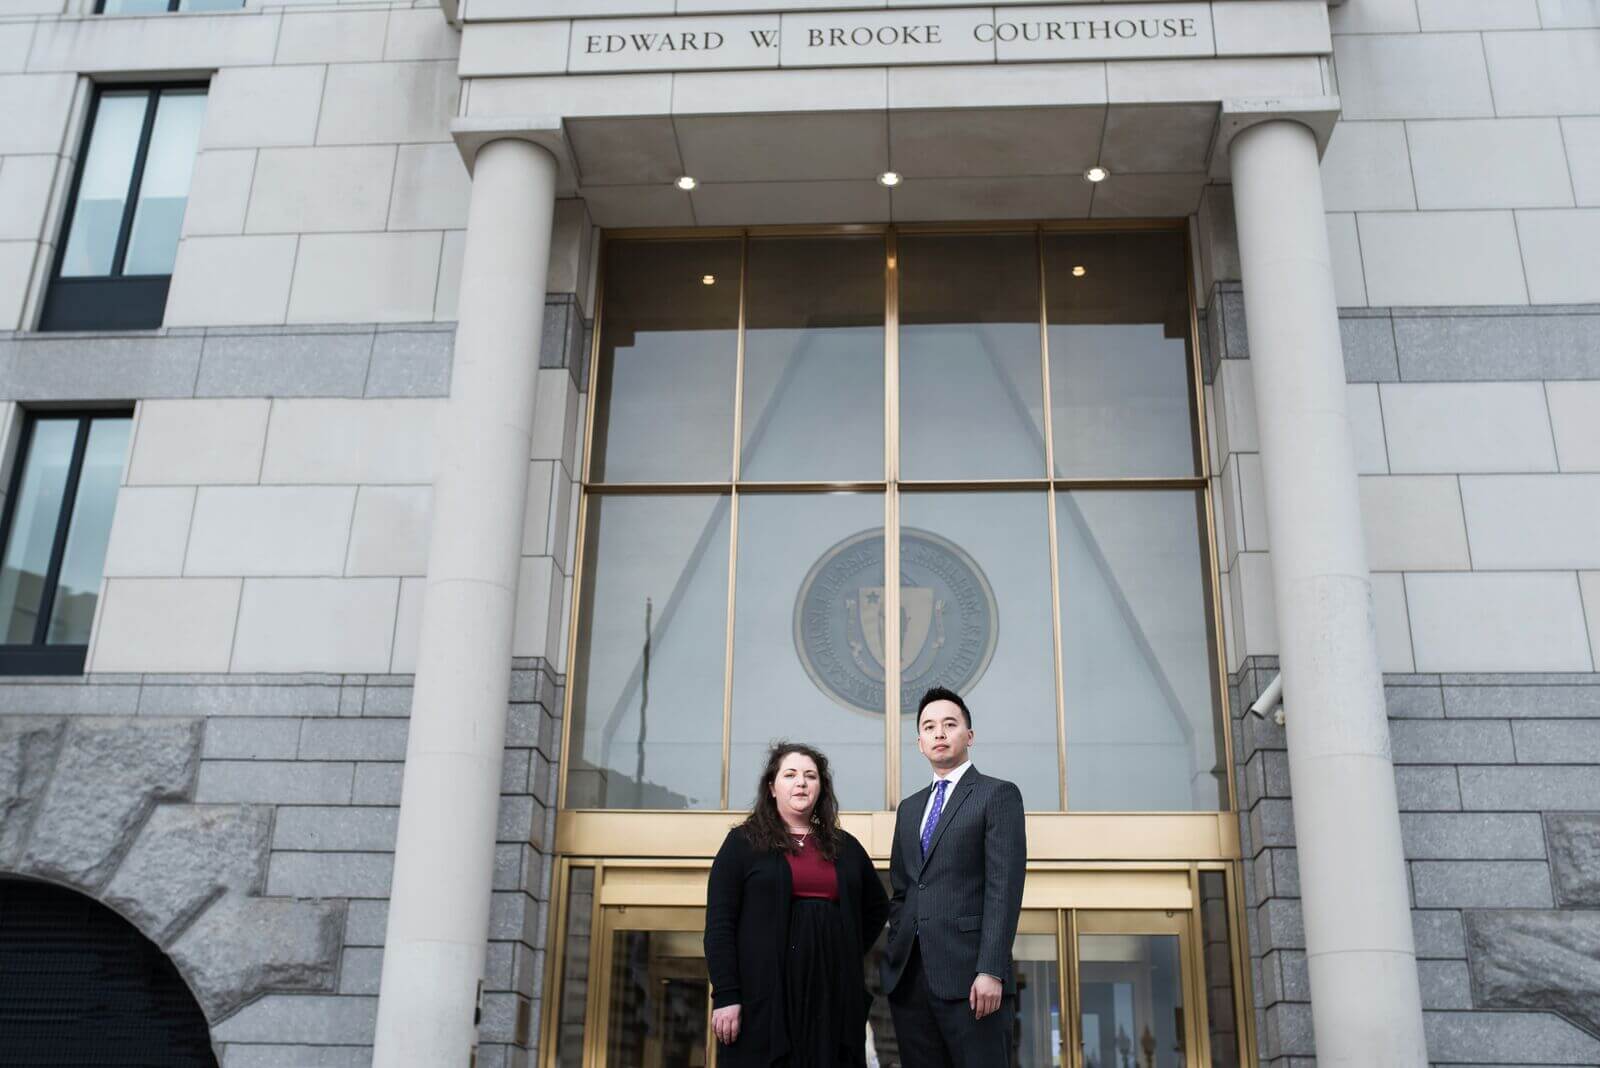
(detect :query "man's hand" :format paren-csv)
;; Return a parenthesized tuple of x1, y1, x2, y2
(969, 973, 1003, 1020)
(712, 1004, 741, 1045)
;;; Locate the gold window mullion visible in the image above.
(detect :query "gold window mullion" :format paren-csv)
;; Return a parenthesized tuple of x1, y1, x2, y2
(1038, 227, 1070, 812)
(720, 234, 749, 811)
(884, 229, 902, 806)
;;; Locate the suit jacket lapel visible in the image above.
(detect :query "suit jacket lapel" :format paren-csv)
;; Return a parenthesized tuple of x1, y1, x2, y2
(901, 783, 932, 877)
(922, 768, 980, 866)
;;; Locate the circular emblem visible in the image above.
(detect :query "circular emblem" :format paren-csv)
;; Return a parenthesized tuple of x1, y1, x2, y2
(794, 527, 998, 715)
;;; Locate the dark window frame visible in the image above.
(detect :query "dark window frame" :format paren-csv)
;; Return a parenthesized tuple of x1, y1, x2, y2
(0, 409, 133, 676)
(39, 82, 208, 332)
(95, 0, 192, 17)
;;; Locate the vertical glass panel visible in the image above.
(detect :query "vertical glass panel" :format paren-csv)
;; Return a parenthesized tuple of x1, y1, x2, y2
(0, 421, 78, 645)
(47, 418, 131, 645)
(741, 236, 884, 481)
(899, 233, 1045, 480)
(591, 240, 742, 482)
(1199, 872, 1241, 1068)
(61, 94, 149, 278)
(864, 870, 900, 1066)
(567, 496, 730, 809)
(124, 91, 206, 276)
(100, 0, 170, 12)
(729, 493, 885, 810)
(1079, 933, 1185, 1068)
(1013, 932, 1063, 1067)
(1059, 491, 1223, 812)
(897, 492, 1059, 810)
(180, 0, 245, 10)
(605, 928, 709, 1068)
(1044, 231, 1197, 477)
(553, 868, 595, 1068)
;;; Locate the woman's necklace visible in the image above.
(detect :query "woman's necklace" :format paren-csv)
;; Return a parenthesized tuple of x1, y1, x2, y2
(789, 827, 810, 847)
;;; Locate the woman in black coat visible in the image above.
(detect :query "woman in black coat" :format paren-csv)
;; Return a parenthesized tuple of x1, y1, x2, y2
(705, 741, 889, 1067)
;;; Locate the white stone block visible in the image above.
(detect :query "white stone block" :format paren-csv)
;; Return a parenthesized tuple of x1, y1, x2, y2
(1417, 0, 1539, 29)
(316, 61, 457, 146)
(27, 13, 278, 73)
(0, 240, 34, 330)
(1380, 382, 1556, 474)
(1348, 383, 1390, 474)
(1408, 119, 1573, 209)
(182, 149, 255, 236)
(1539, 0, 1600, 27)
(346, 485, 431, 577)
(1215, 358, 1259, 457)
(186, 485, 356, 577)
(1235, 550, 1278, 657)
(1213, 1, 1330, 55)
(674, 67, 887, 115)
(260, 398, 441, 485)
(390, 576, 424, 673)
(1237, 452, 1269, 552)
(1547, 382, 1600, 471)
(0, 74, 76, 155)
(1357, 212, 1528, 307)
(521, 461, 554, 557)
(512, 555, 562, 659)
(1325, 212, 1368, 308)
(1218, 565, 1241, 671)
(464, 73, 672, 119)
(530, 367, 578, 467)
(1333, 34, 1494, 120)
(1359, 475, 1470, 571)
(201, 66, 324, 149)
(128, 398, 270, 486)
(1516, 209, 1600, 304)
(232, 577, 398, 673)
(1567, 118, 1600, 207)
(287, 232, 442, 324)
(1484, 30, 1600, 116)
(1106, 56, 1324, 104)
(1460, 475, 1600, 569)
(0, 23, 32, 71)
(1218, 459, 1244, 565)
(103, 486, 195, 578)
(457, 20, 567, 78)
(387, 143, 470, 231)
(165, 235, 297, 326)
(1583, 571, 1600, 670)
(246, 145, 396, 234)
(1330, 0, 1420, 33)
(434, 229, 465, 322)
(1371, 571, 1415, 673)
(1407, 572, 1593, 672)
(1320, 122, 1415, 212)
(90, 577, 240, 673)
(385, 8, 460, 62)
(276, 11, 386, 64)
(0, 155, 56, 241)
(887, 62, 1106, 111)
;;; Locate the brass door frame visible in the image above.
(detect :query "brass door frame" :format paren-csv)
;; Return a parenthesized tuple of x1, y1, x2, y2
(593, 904, 713, 1068)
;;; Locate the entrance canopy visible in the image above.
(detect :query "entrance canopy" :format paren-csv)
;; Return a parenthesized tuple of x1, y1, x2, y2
(448, 1, 1340, 227)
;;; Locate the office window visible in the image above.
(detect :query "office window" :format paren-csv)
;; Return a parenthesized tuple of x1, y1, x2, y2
(98, 0, 243, 15)
(0, 413, 132, 675)
(41, 86, 207, 331)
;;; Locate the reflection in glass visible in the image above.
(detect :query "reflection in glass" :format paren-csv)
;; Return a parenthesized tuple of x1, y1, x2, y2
(899, 234, 1045, 479)
(606, 929, 709, 1068)
(591, 239, 742, 482)
(1199, 872, 1241, 1068)
(46, 418, 130, 645)
(554, 868, 595, 1068)
(567, 496, 730, 809)
(61, 94, 148, 278)
(729, 494, 885, 810)
(124, 91, 205, 276)
(1013, 932, 1063, 1067)
(1079, 933, 1185, 1068)
(864, 870, 900, 1066)
(1045, 232, 1196, 478)
(1059, 491, 1222, 811)
(898, 493, 1058, 810)
(99, 0, 171, 11)
(0, 421, 77, 644)
(741, 237, 884, 481)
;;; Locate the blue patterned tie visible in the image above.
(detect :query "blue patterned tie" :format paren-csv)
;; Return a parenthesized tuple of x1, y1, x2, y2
(920, 779, 949, 859)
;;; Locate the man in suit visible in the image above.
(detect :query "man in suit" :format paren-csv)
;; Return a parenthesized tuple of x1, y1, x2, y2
(882, 685, 1027, 1068)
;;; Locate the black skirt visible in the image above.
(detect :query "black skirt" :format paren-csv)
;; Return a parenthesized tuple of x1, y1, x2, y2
(784, 898, 854, 1068)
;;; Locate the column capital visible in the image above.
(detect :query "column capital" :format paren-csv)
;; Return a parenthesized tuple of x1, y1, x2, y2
(1210, 97, 1341, 179)
(450, 116, 577, 192)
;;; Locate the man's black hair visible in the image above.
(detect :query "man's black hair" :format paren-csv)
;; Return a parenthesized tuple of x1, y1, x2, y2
(917, 686, 971, 728)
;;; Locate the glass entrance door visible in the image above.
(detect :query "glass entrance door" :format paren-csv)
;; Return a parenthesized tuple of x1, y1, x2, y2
(595, 906, 712, 1068)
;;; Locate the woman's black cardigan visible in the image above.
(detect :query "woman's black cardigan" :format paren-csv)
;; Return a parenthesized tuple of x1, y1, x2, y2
(704, 825, 889, 1067)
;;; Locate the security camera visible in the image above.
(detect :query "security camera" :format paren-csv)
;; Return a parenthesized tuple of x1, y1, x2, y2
(1249, 673, 1284, 726)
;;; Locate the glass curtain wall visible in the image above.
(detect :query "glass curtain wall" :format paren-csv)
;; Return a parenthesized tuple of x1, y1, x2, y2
(566, 227, 1225, 814)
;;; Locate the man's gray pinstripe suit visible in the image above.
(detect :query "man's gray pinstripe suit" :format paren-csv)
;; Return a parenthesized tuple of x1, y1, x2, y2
(881, 765, 1027, 1067)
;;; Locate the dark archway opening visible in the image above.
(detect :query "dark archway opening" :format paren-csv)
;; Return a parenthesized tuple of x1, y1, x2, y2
(0, 876, 217, 1067)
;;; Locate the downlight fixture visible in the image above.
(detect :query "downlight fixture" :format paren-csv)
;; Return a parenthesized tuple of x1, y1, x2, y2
(877, 171, 903, 187)
(676, 176, 698, 191)
(1083, 166, 1109, 183)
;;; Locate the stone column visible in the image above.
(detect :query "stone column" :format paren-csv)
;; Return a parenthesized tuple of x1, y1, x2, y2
(1229, 119, 1429, 1066)
(373, 136, 558, 1066)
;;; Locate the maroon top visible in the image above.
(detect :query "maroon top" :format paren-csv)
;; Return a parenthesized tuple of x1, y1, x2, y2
(785, 834, 839, 901)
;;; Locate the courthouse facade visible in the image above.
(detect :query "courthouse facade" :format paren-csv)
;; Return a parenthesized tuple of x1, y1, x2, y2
(1, 0, 1599, 1065)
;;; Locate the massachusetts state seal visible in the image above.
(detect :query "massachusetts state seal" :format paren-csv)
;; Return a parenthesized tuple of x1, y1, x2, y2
(794, 527, 998, 715)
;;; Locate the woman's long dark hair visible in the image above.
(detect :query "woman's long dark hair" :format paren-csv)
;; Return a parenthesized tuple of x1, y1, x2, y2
(738, 741, 843, 860)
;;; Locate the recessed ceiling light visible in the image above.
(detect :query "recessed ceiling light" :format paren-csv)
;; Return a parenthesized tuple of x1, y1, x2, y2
(676, 176, 698, 191)
(701, 274, 716, 286)
(1083, 166, 1109, 183)
(1072, 265, 1087, 278)
(877, 171, 902, 187)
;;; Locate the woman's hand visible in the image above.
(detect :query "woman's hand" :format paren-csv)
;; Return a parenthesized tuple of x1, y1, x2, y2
(712, 1004, 741, 1045)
